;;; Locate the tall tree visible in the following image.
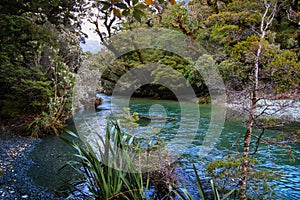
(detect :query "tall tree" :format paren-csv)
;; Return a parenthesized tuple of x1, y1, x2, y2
(159, 0, 299, 198)
(84, 0, 177, 55)
(0, 0, 84, 135)
(240, 2, 277, 198)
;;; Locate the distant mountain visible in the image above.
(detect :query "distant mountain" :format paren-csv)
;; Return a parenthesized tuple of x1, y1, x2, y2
(80, 40, 102, 54)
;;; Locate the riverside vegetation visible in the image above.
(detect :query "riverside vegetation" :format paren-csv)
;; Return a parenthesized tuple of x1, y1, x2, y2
(0, 0, 299, 199)
(61, 119, 236, 199)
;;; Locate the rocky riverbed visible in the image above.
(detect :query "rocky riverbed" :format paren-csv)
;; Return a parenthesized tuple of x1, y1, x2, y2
(0, 126, 63, 199)
(226, 98, 300, 121)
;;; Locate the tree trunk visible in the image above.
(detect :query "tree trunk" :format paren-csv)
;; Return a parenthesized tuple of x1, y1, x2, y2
(239, 3, 277, 198)
(240, 92, 256, 199)
(240, 31, 261, 200)
(240, 33, 261, 200)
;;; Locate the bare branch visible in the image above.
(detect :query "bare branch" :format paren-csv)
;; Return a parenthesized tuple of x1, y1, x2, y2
(265, 1, 278, 31)
(254, 104, 270, 119)
(260, 2, 270, 35)
(250, 128, 265, 156)
(287, 6, 299, 23)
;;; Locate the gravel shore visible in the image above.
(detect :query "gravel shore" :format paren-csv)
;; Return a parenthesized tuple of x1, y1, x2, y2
(0, 126, 63, 199)
(226, 98, 300, 121)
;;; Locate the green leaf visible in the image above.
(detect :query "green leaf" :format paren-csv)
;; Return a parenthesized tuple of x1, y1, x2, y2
(100, 1, 112, 10)
(210, 180, 220, 200)
(63, 129, 79, 138)
(122, 9, 130, 16)
(133, 9, 144, 22)
(134, 3, 147, 10)
(102, 4, 111, 10)
(174, 188, 193, 200)
(100, 1, 112, 6)
(193, 164, 207, 200)
(53, 0, 59, 7)
(132, 0, 139, 5)
(221, 189, 236, 200)
(115, 2, 128, 9)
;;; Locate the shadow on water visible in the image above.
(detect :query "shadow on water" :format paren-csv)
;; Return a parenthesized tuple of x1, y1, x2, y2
(27, 122, 81, 195)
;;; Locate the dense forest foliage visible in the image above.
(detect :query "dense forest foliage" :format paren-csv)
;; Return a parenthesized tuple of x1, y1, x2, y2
(88, 0, 300, 99)
(1, 0, 299, 136)
(0, 0, 84, 135)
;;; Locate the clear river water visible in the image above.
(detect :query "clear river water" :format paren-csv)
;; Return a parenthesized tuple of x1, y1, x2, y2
(28, 94, 300, 199)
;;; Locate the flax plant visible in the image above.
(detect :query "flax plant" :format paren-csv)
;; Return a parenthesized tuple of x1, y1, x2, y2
(61, 120, 154, 199)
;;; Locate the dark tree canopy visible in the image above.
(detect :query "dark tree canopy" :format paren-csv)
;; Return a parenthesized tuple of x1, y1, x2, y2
(0, 0, 83, 135)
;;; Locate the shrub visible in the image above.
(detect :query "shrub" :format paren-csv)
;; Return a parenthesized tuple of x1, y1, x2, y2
(175, 164, 236, 200)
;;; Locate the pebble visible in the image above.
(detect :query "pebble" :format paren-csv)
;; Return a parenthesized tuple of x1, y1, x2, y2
(0, 129, 64, 199)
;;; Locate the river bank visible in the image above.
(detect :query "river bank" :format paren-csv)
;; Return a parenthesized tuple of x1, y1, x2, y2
(225, 95, 300, 122)
(0, 94, 299, 199)
(0, 126, 63, 199)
